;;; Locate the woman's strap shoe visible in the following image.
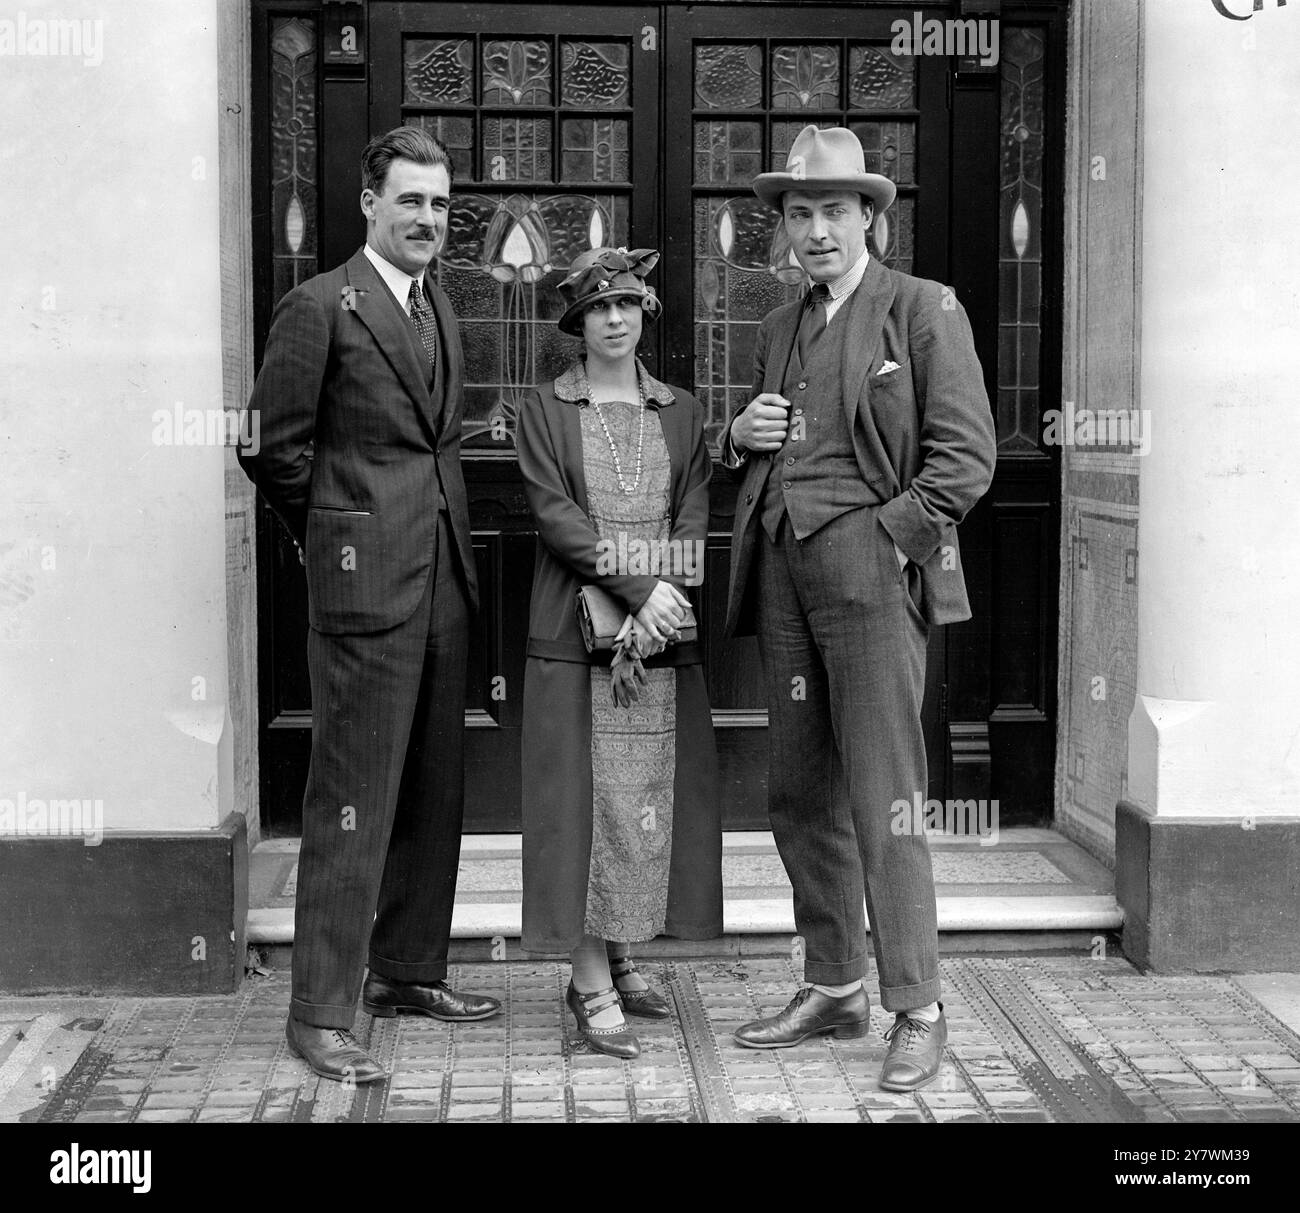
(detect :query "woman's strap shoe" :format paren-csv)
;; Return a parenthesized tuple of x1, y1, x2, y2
(566, 981, 641, 1059)
(608, 957, 671, 1019)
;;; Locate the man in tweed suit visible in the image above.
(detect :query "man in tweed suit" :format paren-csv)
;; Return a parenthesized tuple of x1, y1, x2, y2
(721, 126, 996, 1090)
(239, 127, 499, 1083)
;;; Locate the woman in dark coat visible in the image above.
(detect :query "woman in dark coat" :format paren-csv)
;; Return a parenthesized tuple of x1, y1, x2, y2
(516, 247, 723, 1059)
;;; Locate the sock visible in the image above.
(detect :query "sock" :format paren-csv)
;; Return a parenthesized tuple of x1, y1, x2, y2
(812, 981, 862, 998)
(900, 1001, 941, 1023)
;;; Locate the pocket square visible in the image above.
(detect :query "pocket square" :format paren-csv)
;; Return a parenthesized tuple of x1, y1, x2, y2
(877, 360, 902, 375)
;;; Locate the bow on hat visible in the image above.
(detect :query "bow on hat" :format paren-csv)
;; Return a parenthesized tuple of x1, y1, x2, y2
(558, 247, 660, 296)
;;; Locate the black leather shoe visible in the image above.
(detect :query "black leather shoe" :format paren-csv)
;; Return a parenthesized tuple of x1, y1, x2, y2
(734, 985, 870, 1049)
(879, 1004, 947, 1091)
(609, 956, 671, 1019)
(566, 981, 641, 1059)
(285, 1016, 388, 1083)
(362, 973, 501, 1021)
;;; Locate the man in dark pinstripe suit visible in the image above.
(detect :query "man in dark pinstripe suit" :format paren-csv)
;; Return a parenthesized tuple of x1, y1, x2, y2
(239, 127, 500, 1083)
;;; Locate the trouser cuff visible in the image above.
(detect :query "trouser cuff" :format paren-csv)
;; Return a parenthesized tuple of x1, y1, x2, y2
(367, 953, 449, 984)
(289, 996, 357, 1030)
(802, 954, 868, 985)
(878, 975, 942, 1013)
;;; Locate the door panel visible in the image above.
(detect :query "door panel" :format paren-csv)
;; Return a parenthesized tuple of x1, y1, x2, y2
(251, 1, 1064, 835)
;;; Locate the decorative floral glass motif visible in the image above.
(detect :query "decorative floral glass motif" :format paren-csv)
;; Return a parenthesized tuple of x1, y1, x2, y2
(772, 45, 839, 110)
(694, 44, 763, 110)
(560, 42, 629, 106)
(435, 193, 629, 447)
(270, 16, 317, 304)
(998, 27, 1046, 453)
(404, 38, 473, 104)
(400, 34, 636, 449)
(482, 40, 552, 106)
(848, 45, 916, 110)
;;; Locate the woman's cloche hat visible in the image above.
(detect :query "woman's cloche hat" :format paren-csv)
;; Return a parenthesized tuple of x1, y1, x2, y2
(752, 124, 897, 214)
(557, 246, 663, 336)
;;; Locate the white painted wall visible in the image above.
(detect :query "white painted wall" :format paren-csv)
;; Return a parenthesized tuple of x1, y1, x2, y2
(0, 0, 233, 832)
(1129, 0, 1300, 817)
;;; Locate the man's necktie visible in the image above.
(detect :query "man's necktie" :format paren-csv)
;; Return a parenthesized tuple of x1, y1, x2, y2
(407, 279, 438, 377)
(796, 283, 831, 367)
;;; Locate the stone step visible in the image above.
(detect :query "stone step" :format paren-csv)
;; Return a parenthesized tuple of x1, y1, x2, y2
(247, 827, 1122, 953)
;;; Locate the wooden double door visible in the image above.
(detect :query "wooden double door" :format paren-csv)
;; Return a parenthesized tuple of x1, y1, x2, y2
(253, 1, 1065, 835)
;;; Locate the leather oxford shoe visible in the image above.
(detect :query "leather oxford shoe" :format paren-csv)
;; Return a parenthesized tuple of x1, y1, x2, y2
(734, 985, 870, 1049)
(363, 973, 501, 1021)
(879, 1004, 947, 1091)
(285, 1016, 388, 1083)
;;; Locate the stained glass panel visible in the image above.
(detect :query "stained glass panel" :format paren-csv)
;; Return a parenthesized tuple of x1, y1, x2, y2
(561, 118, 629, 183)
(483, 117, 552, 183)
(560, 41, 629, 107)
(435, 194, 630, 444)
(407, 114, 474, 181)
(847, 45, 915, 110)
(482, 40, 552, 106)
(270, 16, 317, 304)
(997, 27, 1046, 452)
(772, 44, 839, 111)
(694, 196, 801, 444)
(404, 38, 473, 104)
(694, 120, 762, 186)
(770, 120, 836, 170)
(694, 44, 762, 110)
(849, 120, 916, 184)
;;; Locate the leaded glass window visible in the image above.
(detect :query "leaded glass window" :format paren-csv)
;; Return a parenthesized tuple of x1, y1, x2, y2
(270, 17, 317, 304)
(401, 35, 635, 449)
(998, 28, 1046, 452)
(691, 40, 918, 444)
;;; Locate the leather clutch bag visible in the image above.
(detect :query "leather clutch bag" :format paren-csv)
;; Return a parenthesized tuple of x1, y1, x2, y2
(575, 584, 697, 652)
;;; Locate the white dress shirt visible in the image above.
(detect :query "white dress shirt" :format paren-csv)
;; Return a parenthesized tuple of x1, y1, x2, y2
(364, 243, 425, 314)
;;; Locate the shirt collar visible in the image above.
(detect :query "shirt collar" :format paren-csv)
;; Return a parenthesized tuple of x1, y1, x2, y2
(816, 246, 871, 303)
(553, 358, 676, 408)
(364, 243, 424, 305)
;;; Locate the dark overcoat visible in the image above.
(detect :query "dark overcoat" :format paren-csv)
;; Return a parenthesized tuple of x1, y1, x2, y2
(515, 361, 724, 953)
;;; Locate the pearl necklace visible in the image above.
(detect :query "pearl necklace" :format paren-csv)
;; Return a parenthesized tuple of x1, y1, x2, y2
(590, 375, 648, 495)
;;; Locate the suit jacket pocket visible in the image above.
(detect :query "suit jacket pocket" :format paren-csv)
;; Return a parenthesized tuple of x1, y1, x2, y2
(305, 508, 431, 634)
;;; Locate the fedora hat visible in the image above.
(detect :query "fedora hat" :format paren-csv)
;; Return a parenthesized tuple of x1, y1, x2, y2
(556, 247, 663, 336)
(753, 124, 896, 214)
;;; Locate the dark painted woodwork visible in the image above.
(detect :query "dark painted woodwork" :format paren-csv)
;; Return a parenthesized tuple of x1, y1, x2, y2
(0, 814, 248, 996)
(250, 1, 1068, 836)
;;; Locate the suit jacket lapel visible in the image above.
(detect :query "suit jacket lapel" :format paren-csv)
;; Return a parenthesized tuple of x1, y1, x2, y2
(427, 277, 462, 432)
(344, 249, 432, 420)
(841, 258, 896, 422)
(766, 302, 802, 393)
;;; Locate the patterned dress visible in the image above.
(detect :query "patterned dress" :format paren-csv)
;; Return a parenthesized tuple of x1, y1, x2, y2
(580, 396, 675, 942)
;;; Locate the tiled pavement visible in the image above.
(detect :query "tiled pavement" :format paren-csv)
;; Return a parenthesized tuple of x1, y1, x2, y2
(5, 956, 1300, 1124)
